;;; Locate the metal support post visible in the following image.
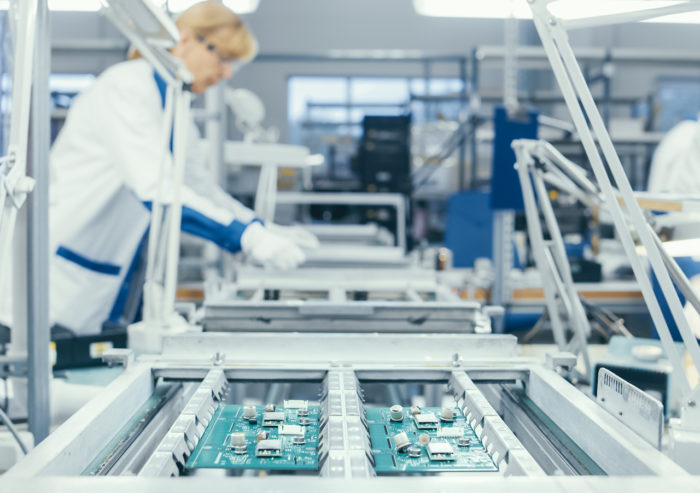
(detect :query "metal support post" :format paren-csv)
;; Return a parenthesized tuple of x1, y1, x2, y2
(470, 48, 480, 188)
(491, 210, 513, 333)
(204, 84, 226, 274)
(458, 57, 467, 191)
(26, 0, 50, 444)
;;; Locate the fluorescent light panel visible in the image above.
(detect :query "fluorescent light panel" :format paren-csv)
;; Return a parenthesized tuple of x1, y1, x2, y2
(413, 0, 700, 24)
(0, 0, 258, 13)
(166, 0, 259, 13)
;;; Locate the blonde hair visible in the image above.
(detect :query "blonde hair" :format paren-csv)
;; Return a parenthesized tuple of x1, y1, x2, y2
(129, 1, 258, 62)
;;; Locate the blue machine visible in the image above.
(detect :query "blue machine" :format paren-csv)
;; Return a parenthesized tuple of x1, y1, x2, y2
(444, 106, 538, 268)
(650, 255, 700, 342)
(444, 191, 493, 268)
(490, 106, 539, 211)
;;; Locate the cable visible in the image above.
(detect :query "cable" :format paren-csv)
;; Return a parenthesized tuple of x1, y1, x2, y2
(0, 405, 28, 455)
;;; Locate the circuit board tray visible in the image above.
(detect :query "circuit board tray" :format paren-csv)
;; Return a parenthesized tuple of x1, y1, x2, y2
(367, 406, 498, 473)
(186, 403, 320, 471)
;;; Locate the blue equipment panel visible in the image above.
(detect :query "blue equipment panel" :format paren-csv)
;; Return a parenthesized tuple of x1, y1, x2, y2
(367, 406, 498, 474)
(490, 106, 539, 211)
(186, 403, 320, 471)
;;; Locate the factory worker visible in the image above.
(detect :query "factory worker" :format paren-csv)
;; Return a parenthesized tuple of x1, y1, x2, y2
(647, 119, 698, 194)
(648, 119, 700, 340)
(49, 1, 315, 336)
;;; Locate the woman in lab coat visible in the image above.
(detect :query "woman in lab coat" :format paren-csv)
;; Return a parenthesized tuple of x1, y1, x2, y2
(49, 2, 312, 336)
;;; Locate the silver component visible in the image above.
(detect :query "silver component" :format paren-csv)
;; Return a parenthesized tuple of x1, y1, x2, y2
(279, 424, 305, 436)
(255, 439, 282, 457)
(458, 437, 471, 447)
(392, 432, 411, 452)
(292, 435, 306, 445)
(265, 403, 276, 412)
(255, 430, 268, 441)
(426, 441, 455, 461)
(407, 446, 422, 458)
(389, 405, 404, 422)
(413, 413, 439, 430)
(233, 445, 247, 455)
(284, 399, 308, 410)
(298, 417, 311, 426)
(438, 427, 465, 438)
(409, 406, 421, 415)
(262, 411, 284, 426)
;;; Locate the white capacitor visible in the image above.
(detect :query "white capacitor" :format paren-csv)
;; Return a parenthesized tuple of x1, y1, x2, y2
(440, 407, 456, 421)
(229, 432, 246, 447)
(390, 405, 404, 422)
(242, 405, 256, 420)
(393, 431, 411, 451)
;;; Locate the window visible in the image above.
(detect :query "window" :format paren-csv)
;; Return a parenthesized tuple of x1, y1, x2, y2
(656, 76, 700, 131)
(288, 75, 464, 179)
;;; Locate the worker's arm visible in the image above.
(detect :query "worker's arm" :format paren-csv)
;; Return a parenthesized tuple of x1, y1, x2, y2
(98, 70, 253, 253)
(184, 122, 258, 223)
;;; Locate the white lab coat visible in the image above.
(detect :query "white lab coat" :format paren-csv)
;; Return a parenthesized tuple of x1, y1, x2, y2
(648, 120, 699, 193)
(49, 59, 256, 336)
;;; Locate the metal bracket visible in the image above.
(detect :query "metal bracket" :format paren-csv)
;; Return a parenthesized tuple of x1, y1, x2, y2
(596, 368, 663, 450)
(101, 349, 134, 369)
(0, 355, 28, 378)
(139, 369, 227, 476)
(545, 352, 577, 377)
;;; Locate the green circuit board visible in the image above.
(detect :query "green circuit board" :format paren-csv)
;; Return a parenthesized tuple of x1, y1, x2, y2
(185, 402, 320, 471)
(367, 406, 498, 474)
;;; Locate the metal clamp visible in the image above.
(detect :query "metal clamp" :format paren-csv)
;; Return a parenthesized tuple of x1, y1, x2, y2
(448, 370, 545, 476)
(319, 370, 373, 479)
(101, 349, 134, 369)
(0, 355, 28, 378)
(139, 369, 227, 476)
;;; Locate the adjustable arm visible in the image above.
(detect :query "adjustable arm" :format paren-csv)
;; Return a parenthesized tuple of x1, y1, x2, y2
(529, 0, 700, 396)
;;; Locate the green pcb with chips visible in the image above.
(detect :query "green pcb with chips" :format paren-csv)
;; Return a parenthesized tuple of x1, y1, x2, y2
(186, 401, 320, 471)
(367, 406, 498, 473)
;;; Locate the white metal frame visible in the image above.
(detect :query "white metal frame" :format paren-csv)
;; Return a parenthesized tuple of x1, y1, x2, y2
(4, 332, 691, 484)
(527, 0, 700, 463)
(0, 0, 39, 278)
(513, 141, 592, 375)
(275, 192, 408, 253)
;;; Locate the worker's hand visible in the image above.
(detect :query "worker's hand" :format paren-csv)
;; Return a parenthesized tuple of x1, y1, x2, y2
(240, 222, 306, 270)
(265, 223, 320, 250)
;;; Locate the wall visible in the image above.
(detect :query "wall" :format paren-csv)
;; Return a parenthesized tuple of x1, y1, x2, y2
(48, 1, 700, 140)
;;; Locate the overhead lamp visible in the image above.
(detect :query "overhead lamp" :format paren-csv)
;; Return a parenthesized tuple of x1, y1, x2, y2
(0, 0, 166, 12)
(47, 0, 102, 11)
(413, 0, 700, 24)
(167, 0, 259, 14)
